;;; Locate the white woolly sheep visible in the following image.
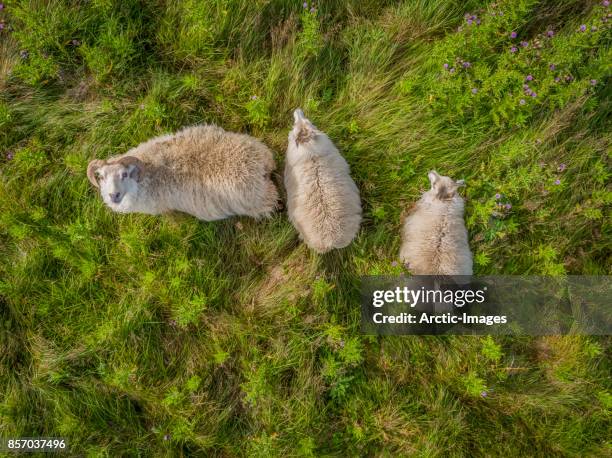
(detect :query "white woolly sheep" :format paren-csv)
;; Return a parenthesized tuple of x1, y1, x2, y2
(87, 125, 279, 221)
(399, 171, 473, 275)
(284, 109, 362, 253)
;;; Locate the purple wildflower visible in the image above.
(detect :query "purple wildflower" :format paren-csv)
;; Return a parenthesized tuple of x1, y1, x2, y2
(480, 391, 488, 397)
(71, 39, 80, 46)
(0, 3, 4, 10)
(0, 22, 4, 30)
(510, 31, 517, 38)
(6, 151, 13, 160)
(20, 50, 29, 59)
(565, 75, 574, 82)
(519, 99, 526, 105)
(523, 84, 530, 90)
(391, 261, 398, 267)
(525, 74, 533, 81)
(520, 41, 529, 47)
(467, 18, 473, 25)
(510, 46, 518, 53)
(250, 95, 258, 100)
(549, 63, 556, 70)
(547, 30, 554, 37)
(449, 67, 456, 73)
(495, 193, 501, 200)
(443, 63, 449, 69)
(302, 2, 308, 8)
(558, 163, 567, 172)
(471, 88, 478, 94)
(604, 0, 610, 6)
(463, 61, 471, 68)
(591, 79, 598, 86)
(579, 24, 587, 32)
(310, 6, 315, 13)
(530, 92, 537, 97)
(505, 203, 512, 210)
(476, 18, 481, 25)
(554, 76, 560, 82)
(554, 179, 561, 185)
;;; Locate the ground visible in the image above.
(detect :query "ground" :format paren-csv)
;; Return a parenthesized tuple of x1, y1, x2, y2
(0, 0, 610, 456)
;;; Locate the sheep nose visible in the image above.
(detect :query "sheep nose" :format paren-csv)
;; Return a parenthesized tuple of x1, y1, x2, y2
(109, 192, 122, 203)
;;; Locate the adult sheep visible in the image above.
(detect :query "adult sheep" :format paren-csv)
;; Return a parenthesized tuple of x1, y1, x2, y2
(399, 171, 472, 275)
(87, 125, 279, 221)
(284, 109, 362, 253)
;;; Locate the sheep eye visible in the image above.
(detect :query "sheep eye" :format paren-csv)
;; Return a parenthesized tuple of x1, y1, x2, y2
(121, 172, 128, 179)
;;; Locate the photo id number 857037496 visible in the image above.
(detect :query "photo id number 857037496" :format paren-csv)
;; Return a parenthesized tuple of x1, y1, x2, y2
(1, 437, 68, 452)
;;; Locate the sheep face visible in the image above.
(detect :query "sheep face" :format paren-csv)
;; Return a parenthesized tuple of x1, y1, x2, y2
(289, 108, 317, 147)
(287, 108, 337, 162)
(87, 157, 143, 212)
(427, 170, 465, 200)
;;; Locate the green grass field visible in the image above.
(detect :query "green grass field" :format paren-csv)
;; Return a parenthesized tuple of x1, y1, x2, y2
(1, 0, 610, 456)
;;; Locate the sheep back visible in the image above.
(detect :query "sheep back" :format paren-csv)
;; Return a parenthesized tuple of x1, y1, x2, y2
(399, 198, 473, 275)
(121, 125, 279, 220)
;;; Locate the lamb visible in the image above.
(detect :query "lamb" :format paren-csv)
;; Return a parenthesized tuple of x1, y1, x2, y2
(284, 109, 362, 253)
(399, 171, 473, 276)
(87, 125, 279, 221)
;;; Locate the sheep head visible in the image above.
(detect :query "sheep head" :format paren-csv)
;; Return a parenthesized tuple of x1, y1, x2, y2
(87, 156, 144, 208)
(428, 170, 465, 200)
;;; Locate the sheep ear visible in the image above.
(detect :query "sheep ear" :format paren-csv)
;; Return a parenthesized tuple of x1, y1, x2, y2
(87, 159, 105, 188)
(129, 164, 141, 182)
(293, 108, 306, 123)
(428, 170, 440, 187)
(117, 156, 143, 182)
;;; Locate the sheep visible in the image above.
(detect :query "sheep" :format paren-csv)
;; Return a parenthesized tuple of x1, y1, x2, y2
(87, 124, 279, 221)
(284, 108, 362, 253)
(399, 171, 473, 276)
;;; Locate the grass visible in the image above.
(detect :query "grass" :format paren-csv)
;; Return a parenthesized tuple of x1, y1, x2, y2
(0, 0, 610, 456)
